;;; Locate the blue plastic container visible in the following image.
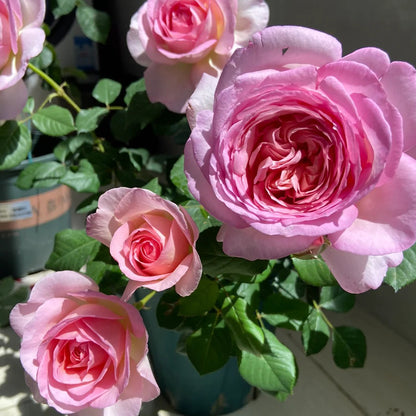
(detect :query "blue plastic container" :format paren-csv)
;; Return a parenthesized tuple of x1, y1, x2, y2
(140, 293, 254, 416)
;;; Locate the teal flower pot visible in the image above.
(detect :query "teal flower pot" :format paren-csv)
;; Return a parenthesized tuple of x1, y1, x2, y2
(0, 153, 71, 278)
(140, 293, 254, 416)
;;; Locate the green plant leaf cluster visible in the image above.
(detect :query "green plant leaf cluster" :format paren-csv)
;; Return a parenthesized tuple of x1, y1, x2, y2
(49, 0, 110, 43)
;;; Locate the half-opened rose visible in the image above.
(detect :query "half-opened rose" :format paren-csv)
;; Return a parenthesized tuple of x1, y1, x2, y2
(10, 271, 159, 416)
(0, 0, 45, 119)
(127, 0, 269, 113)
(86, 187, 202, 300)
(185, 26, 416, 293)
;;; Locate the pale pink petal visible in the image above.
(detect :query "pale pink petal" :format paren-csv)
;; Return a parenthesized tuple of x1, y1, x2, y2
(121, 255, 198, 300)
(126, 6, 153, 67)
(218, 225, 316, 261)
(86, 187, 131, 246)
(249, 205, 358, 238)
(9, 302, 38, 337)
(135, 356, 160, 402)
(187, 73, 219, 129)
(28, 271, 98, 303)
(381, 61, 416, 153)
(0, 80, 27, 119)
(234, 0, 270, 45)
(144, 62, 194, 113)
(217, 25, 342, 93)
(114, 189, 189, 231)
(171, 253, 203, 296)
(19, 298, 79, 380)
(342, 47, 390, 77)
(213, 0, 237, 55)
(329, 154, 416, 255)
(20, 0, 46, 27)
(184, 115, 245, 228)
(322, 247, 403, 293)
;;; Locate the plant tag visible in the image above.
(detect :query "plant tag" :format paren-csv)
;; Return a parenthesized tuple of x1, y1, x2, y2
(0, 200, 33, 222)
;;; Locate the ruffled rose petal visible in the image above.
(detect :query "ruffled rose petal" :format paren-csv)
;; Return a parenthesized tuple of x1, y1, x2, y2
(144, 62, 195, 113)
(234, 0, 269, 45)
(329, 153, 416, 255)
(322, 247, 403, 293)
(217, 25, 342, 94)
(218, 225, 317, 261)
(381, 61, 416, 152)
(86, 187, 131, 246)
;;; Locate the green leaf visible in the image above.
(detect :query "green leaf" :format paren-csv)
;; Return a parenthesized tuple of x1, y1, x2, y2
(120, 148, 150, 171)
(385, 243, 416, 291)
(332, 326, 366, 369)
(179, 279, 219, 317)
(49, 0, 76, 18)
(30, 44, 54, 69)
(152, 113, 190, 145)
(86, 261, 107, 284)
(92, 79, 122, 105)
(0, 122, 31, 170)
(170, 155, 193, 198)
(181, 200, 221, 233)
(46, 229, 101, 271)
(222, 295, 264, 355)
(142, 177, 162, 195)
(292, 256, 336, 286)
(156, 290, 184, 330)
(262, 293, 309, 329)
(61, 159, 100, 192)
(23, 97, 35, 114)
(239, 328, 297, 395)
(54, 133, 94, 162)
(127, 90, 165, 130)
(32, 105, 75, 136)
(186, 314, 232, 374)
(76, 3, 110, 44)
(124, 79, 146, 105)
(75, 193, 99, 214)
(16, 161, 66, 189)
(319, 286, 355, 313)
(301, 309, 330, 355)
(197, 227, 269, 280)
(76, 107, 109, 133)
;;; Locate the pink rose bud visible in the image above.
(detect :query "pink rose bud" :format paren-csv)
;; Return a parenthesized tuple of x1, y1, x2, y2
(185, 25, 416, 294)
(86, 187, 202, 300)
(127, 0, 269, 113)
(10, 271, 160, 415)
(0, 0, 46, 119)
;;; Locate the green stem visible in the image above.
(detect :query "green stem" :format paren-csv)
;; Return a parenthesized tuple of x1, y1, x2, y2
(134, 290, 156, 310)
(27, 62, 82, 113)
(312, 299, 334, 330)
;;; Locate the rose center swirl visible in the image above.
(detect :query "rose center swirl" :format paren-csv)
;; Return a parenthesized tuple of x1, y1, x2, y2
(228, 104, 357, 216)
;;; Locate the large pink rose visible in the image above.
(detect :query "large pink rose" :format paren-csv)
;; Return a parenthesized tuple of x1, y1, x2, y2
(184, 26, 416, 293)
(86, 187, 202, 300)
(10, 271, 159, 416)
(0, 0, 45, 119)
(127, 0, 269, 113)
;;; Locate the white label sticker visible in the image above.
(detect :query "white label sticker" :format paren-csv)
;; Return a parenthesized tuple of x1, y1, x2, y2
(0, 200, 33, 222)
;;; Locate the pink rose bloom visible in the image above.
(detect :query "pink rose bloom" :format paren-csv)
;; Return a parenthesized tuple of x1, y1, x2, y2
(86, 187, 202, 300)
(184, 26, 416, 293)
(126, 0, 269, 113)
(0, 0, 45, 119)
(10, 271, 159, 416)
